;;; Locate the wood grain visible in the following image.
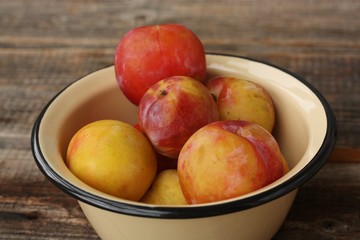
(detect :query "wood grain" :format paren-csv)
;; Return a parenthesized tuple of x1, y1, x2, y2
(1, 0, 359, 239)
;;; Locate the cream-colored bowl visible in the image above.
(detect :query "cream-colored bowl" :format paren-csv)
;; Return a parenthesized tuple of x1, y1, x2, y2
(32, 53, 336, 240)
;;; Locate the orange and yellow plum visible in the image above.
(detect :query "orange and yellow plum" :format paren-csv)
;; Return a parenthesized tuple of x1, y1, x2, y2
(207, 76, 275, 133)
(177, 120, 288, 204)
(114, 24, 206, 105)
(138, 76, 219, 159)
(66, 120, 157, 201)
(141, 169, 188, 205)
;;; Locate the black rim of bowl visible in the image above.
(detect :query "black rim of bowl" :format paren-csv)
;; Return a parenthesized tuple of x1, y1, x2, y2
(31, 53, 337, 219)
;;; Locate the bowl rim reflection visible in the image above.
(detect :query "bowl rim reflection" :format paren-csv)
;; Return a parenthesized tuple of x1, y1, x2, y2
(31, 53, 336, 219)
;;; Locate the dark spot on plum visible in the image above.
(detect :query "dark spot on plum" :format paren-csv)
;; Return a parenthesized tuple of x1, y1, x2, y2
(160, 89, 167, 96)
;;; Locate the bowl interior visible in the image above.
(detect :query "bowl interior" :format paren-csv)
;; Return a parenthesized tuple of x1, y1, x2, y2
(34, 54, 330, 208)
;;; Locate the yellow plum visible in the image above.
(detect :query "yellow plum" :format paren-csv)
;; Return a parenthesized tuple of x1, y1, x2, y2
(66, 120, 157, 201)
(207, 76, 275, 132)
(141, 169, 188, 205)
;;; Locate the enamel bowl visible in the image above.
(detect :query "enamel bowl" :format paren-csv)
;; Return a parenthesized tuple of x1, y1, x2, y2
(32, 53, 336, 240)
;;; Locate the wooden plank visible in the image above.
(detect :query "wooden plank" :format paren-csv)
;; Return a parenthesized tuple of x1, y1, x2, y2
(330, 148, 360, 163)
(1, 49, 359, 148)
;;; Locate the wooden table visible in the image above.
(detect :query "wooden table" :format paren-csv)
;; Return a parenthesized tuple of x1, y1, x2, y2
(1, 0, 359, 239)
